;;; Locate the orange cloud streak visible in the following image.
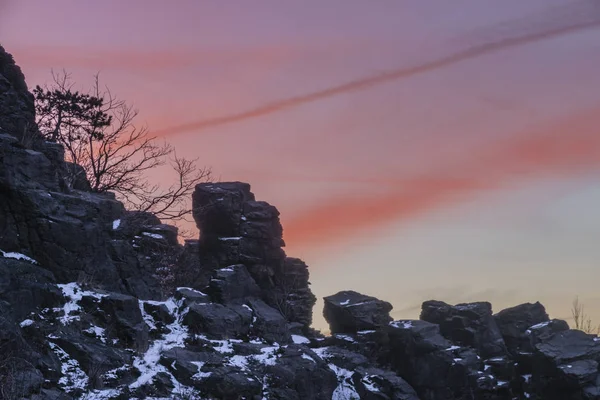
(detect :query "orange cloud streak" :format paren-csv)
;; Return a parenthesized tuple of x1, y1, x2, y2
(152, 8, 600, 137)
(282, 109, 600, 249)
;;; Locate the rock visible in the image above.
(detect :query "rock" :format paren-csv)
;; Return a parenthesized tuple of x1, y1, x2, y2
(193, 181, 254, 236)
(0, 45, 41, 145)
(382, 319, 479, 400)
(192, 182, 316, 328)
(143, 301, 175, 325)
(98, 293, 149, 351)
(494, 302, 549, 355)
(532, 329, 600, 398)
(199, 365, 263, 400)
(183, 303, 252, 339)
(527, 319, 570, 347)
(159, 347, 224, 384)
(421, 300, 508, 358)
(207, 264, 261, 304)
(175, 286, 210, 306)
(264, 345, 338, 400)
(0, 259, 63, 320)
(323, 290, 393, 334)
(247, 298, 291, 343)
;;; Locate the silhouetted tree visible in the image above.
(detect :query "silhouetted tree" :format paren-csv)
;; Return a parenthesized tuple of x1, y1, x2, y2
(34, 70, 211, 224)
(571, 296, 599, 335)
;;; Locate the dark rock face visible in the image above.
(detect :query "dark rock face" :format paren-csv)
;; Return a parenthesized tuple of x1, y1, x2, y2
(323, 290, 393, 333)
(494, 301, 549, 356)
(421, 300, 508, 359)
(192, 182, 317, 328)
(0, 45, 40, 144)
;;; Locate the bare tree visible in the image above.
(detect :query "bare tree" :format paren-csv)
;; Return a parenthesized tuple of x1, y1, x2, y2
(571, 296, 599, 335)
(34, 70, 211, 224)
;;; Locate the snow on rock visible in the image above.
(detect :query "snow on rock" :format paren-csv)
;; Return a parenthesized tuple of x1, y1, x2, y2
(334, 334, 355, 342)
(361, 375, 380, 393)
(218, 237, 242, 241)
(83, 325, 107, 343)
(292, 334, 310, 344)
(142, 232, 164, 240)
(49, 342, 89, 392)
(390, 320, 413, 329)
(0, 249, 37, 264)
(19, 319, 34, 327)
(129, 298, 189, 390)
(357, 330, 376, 335)
(301, 353, 316, 363)
(112, 219, 121, 230)
(529, 321, 551, 330)
(340, 299, 350, 306)
(329, 363, 360, 400)
(57, 283, 106, 325)
(191, 361, 212, 380)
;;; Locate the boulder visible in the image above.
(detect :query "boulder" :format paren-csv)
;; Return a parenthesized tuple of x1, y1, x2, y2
(494, 301, 549, 355)
(175, 286, 210, 307)
(183, 303, 252, 338)
(421, 300, 508, 358)
(207, 264, 261, 304)
(247, 298, 291, 343)
(98, 293, 149, 351)
(323, 290, 393, 333)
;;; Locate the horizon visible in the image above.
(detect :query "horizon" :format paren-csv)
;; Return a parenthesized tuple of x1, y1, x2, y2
(2, 0, 600, 331)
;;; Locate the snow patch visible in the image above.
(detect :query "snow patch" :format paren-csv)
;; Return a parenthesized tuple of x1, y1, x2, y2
(112, 219, 121, 230)
(49, 342, 89, 392)
(191, 361, 212, 380)
(129, 299, 189, 390)
(57, 283, 106, 325)
(529, 321, 551, 330)
(390, 320, 413, 329)
(19, 319, 34, 327)
(142, 232, 164, 240)
(84, 325, 107, 343)
(292, 334, 310, 344)
(301, 353, 316, 363)
(362, 375, 380, 393)
(0, 249, 37, 264)
(218, 237, 242, 241)
(329, 364, 360, 399)
(334, 334, 355, 342)
(339, 299, 350, 306)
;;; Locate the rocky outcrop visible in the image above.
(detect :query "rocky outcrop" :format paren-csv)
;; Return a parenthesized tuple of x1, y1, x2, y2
(0, 44, 40, 144)
(3, 43, 600, 400)
(319, 290, 600, 400)
(192, 181, 317, 328)
(324, 290, 393, 333)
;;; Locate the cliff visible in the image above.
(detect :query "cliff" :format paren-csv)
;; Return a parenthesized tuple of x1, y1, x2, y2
(1, 44, 600, 400)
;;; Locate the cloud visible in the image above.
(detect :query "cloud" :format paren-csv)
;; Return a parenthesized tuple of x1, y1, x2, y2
(10, 39, 374, 73)
(151, 7, 600, 137)
(282, 108, 600, 250)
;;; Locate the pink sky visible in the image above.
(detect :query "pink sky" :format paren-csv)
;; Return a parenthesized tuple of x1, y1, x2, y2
(2, 0, 600, 330)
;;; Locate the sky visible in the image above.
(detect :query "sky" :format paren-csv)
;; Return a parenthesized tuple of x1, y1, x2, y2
(2, 0, 600, 331)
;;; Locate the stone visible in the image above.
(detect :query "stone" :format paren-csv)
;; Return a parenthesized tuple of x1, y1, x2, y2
(323, 290, 393, 333)
(421, 300, 508, 358)
(494, 301, 549, 355)
(207, 264, 261, 304)
(183, 302, 252, 338)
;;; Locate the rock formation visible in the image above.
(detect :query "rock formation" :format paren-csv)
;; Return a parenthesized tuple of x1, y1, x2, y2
(2, 44, 600, 399)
